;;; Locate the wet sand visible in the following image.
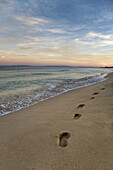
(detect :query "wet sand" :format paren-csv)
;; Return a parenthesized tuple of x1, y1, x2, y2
(0, 72, 113, 170)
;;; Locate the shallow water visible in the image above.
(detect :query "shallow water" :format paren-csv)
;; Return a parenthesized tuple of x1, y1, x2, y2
(0, 66, 112, 116)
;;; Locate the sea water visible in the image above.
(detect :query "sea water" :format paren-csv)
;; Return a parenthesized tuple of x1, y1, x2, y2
(0, 66, 112, 116)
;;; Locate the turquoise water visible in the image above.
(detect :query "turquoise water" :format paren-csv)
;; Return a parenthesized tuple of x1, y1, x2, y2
(0, 66, 112, 116)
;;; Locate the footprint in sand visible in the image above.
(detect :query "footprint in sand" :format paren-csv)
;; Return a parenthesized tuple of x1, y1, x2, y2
(90, 97, 95, 100)
(74, 113, 81, 120)
(101, 88, 105, 90)
(92, 92, 99, 95)
(57, 132, 71, 147)
(77, 104, 85, 108)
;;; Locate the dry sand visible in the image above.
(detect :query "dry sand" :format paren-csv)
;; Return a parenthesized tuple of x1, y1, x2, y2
(0, 72, 113, 170)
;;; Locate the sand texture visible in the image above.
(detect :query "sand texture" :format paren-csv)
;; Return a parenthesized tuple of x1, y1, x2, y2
(0, 72, 113, 170)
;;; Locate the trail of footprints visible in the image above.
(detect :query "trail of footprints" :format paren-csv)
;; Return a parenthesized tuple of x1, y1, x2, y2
(57, 87, 105, 147)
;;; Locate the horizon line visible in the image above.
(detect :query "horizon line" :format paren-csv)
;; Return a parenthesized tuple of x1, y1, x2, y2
(0, 64, 110, 68)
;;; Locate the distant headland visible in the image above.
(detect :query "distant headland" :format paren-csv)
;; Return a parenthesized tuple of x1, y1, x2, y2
(105, 66, 113, 68)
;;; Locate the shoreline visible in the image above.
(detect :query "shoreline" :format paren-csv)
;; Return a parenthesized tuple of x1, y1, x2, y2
(0, 72, 113, 170)
(0, 72, 109, 116)
(0, 78, 107, 117)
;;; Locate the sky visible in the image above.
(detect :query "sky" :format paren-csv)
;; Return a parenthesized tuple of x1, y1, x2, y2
(0, 0, 113, 67)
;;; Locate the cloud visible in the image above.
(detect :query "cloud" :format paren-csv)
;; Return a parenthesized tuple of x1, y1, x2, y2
(47, 28, 66, 34)
(90, 50, 113, 56)
(101, 40, 113, 45)
(86, 32, 111, 39)
(15, 16, 49, 26)
(0, 0, 113, 66)
(89, 39, 113, 48)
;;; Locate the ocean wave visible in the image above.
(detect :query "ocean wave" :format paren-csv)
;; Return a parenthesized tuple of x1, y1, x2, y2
(0, 73, 107, 116)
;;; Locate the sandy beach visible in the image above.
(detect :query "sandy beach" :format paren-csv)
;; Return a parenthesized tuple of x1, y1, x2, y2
(0, 72, 113, 170)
